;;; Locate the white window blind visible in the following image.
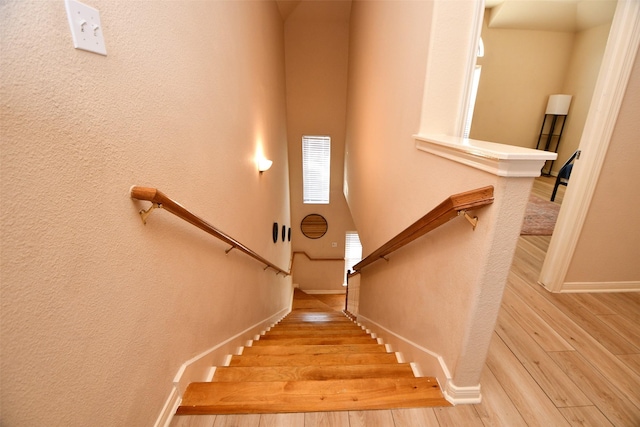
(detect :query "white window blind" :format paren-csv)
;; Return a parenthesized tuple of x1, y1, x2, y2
(344, 232, 362, 284)
(302, 136, 331, 204)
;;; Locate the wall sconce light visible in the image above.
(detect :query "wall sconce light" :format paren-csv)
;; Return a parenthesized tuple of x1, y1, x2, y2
(258, 157, 273, 174)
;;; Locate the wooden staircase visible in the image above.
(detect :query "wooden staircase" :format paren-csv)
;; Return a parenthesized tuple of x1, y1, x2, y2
(176, 290, 450, 415)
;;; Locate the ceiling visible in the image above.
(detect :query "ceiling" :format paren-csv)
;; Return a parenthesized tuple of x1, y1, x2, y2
(486, 0, 617, 32)
(276, 0, 616, 33)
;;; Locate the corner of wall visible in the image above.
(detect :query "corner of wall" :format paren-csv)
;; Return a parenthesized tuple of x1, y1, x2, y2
(155, 305, 291, 425)
(355, 314, 483, 405)
(355, 314, 469, 401)
(153, 387, 181, 427)
(443, 380, 482, 405)
(172, 306, 291, 395)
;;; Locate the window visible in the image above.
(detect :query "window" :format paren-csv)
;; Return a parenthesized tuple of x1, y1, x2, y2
(463, 65, 482, 139)
(477, 37, 484, 58)
(463, 37, 484, 139)
(344, 232, 362, 285)
(302, 136, 331, 204)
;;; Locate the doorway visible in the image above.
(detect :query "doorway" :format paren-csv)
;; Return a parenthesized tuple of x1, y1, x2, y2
(464, 0, 640, 292)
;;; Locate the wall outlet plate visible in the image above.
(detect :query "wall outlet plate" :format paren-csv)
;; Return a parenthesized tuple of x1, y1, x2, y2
(65, 0, 107, 56)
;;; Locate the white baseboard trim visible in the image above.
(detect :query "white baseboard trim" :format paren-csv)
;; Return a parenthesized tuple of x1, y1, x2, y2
(356, 314, 481, 405)
(172, 306, 290, 394)
(443, 381, 482, 405)
(410, 362, 423, 377)
(205, 366, 216, 382)
(156, 306, 290, 426)
(302, 289, 346, 295)
(560, 280, 640, 293)
(154, 386, 181, 427)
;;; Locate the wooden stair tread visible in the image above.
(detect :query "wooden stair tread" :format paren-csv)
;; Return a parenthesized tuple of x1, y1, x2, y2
(229, 352, 398, 367)
(283, 312, 352, 318)
(177, 377, 449, 415)
(252, 336, 376, 346)
(279, 311, 354, 323)
(175, 290, 450, 416)
(279, 321, 354, 326)
(291, 301, 336, 308)
(276, 322, 354, 328)
(261, 329, 367, 337)
(212, 364, 416, 382)
(270, 324, 364, 331)
(242, 344, 386, 355)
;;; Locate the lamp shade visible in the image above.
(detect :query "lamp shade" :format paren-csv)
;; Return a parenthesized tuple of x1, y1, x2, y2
(545, 94, 572, 115)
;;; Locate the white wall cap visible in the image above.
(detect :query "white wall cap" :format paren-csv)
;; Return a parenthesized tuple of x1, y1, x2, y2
(415, 134, 557, 177)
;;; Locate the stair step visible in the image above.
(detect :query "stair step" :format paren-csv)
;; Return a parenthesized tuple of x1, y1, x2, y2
(174, 290, 450, 416)
(242, 344, 386, 356)
(291, 301, 335, 308)
(283, 311, 351, 318)
(287, 317, 344, 322)
(212, 364, 416, 382)
(229, 352, 398, 367)
(268, 328, 365, 335)
(261, 329, 367, 337)
(252, 336, 376, 346)
(280, 312, 353, 323)
(279, 321, 354, 327)
(177, 377, 449, 415)
(271, 324, 363, 331)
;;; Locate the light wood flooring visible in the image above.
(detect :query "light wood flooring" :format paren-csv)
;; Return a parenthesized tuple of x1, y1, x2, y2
(171, 177, 639, 427)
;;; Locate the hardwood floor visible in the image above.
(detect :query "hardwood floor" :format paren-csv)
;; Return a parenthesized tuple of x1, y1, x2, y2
(171, 178, 639, 427)
(532, 174, 566, 204)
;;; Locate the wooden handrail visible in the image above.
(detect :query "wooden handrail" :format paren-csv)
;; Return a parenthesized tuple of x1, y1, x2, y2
(292, 251, 344, 262)
(130, 186, 289, 276)
(352, 186, 494, 273)
(288, 252, 344, 274)
(289, 251, 344, 272)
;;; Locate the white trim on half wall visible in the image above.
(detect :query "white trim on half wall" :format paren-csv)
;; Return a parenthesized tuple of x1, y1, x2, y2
(356, 314, 481, 405)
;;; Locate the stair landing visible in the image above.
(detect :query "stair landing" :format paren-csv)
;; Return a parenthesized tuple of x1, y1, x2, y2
(176, 289, 450, 415)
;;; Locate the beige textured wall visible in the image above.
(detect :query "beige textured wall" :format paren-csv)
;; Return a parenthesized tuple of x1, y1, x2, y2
(345, 0, 433, 246)
(470, 16, 573, 148)
(285, 1, 356, 291)
(344, 0, 533, 390)
(0, 1, 292, 425)
(471, 16, 611, 177)
(291, 256, 345, 292)
(565, 46, 640, 285)
(555, 23, 611, 174)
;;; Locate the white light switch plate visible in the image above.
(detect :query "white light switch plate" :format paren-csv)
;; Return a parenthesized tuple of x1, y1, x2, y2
(65, 0, 107, 55)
